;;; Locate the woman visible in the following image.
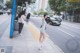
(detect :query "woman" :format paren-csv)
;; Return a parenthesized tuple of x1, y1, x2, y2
(18, 10, 26, 35)
(26, 13, 31, 23)
(39, 14, 47, 50)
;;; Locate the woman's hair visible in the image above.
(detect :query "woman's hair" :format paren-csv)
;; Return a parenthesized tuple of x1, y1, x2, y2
(26, 13, 31, 19)
(18, 12, 22, 18)
(18, 10, 25, 18)
(21, 10, 25, 15)
(44, 14, 47, 18)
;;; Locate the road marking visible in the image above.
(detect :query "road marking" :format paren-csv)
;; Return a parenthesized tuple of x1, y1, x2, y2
(61, 25, 80, 35)
(57, 28, 75, 37)
(27, 22, 40, 42)
(62, 23, 80, 30)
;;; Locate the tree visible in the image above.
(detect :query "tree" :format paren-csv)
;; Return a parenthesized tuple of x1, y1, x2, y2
(49, 0, 80, 22)
(48, 0, 66, 14)
(6, 0, 12, 8)
(6, 0, 34, 8)
(17, 0, 34, 6)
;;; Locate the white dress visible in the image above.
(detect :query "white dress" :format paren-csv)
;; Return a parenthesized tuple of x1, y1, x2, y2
(40, 18, 47, 34)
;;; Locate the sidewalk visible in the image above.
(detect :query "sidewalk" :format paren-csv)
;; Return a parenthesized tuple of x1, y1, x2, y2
(0, 21, 64, 53)
(0, 14, 11, 39)
(0, 14, 10, 25)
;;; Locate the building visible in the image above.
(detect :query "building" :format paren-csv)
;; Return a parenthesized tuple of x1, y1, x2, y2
(35, 0, 48, 11)
(0, 0, 10, 8)
(0, 0, 4, 9)
(35, 0, 42, 11)
(4, 0, 10, 4)
(41, 0, 48, 11)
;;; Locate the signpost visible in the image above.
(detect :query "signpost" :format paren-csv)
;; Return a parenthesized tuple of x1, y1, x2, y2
(10, 0, 16, 38)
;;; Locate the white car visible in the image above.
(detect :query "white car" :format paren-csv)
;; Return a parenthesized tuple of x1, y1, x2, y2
(45, 15, 62, 26)
(0, 9, 3, 15)
(0, 9, 11, 15)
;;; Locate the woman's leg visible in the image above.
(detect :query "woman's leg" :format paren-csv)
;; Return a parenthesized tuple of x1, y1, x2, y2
(19, 23, 23, 34)
(38, 32, 45, 50)
(19, 23, 21, 34)
(39, 32, 45, 43)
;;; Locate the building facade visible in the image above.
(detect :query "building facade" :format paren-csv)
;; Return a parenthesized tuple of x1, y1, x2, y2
(41, 0, 48, 11)
(35, 0, 48, 11)
(0, 0, 3, 8)
(4, 0, 10, 4)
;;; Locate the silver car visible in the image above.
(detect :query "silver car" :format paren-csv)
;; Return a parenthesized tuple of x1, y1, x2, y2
(45, 15, 62, 26)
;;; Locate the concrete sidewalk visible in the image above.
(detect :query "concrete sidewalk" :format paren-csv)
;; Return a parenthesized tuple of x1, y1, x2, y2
(0, 14, 10, 25)
(0, 21, 64, 53)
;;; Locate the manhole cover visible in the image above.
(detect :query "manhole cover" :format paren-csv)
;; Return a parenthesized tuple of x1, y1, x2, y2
(66, 39, 79, 51)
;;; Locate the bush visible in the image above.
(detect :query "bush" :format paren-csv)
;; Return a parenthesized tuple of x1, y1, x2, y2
(33, 12, 38, 15)
(38, 11, 48, 15)
(6, 0, 12, 8)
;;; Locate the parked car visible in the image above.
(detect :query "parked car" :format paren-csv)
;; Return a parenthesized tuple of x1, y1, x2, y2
(53, 15, 62, 22)
(0, 9, 3, 15)
(6, 9, 11, 15)
(45, 16, 62, 26)
(0, 9, 11, 15)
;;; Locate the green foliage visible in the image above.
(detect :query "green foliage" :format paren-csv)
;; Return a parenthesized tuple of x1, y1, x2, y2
(48, 0, 66, 12)
(17, 0, 32, 6)
(6, 0, 12, 8)
(33, 11, 48, 15)
(48, 0, 79, 12)
(6, 0, 36, 8)
(49, 0, 80, 12)
(33, 12, 38, 15)
(38, 11, 48, 15)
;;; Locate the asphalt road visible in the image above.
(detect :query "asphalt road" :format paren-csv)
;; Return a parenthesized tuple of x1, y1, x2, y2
(30, 16, 80, 53)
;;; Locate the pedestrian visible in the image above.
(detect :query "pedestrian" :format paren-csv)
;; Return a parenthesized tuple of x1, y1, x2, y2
(62, 14, 64, 20)
(39, 14, 47, 50)
(26, 13, 31, 23)
(18, 10, 26, 35)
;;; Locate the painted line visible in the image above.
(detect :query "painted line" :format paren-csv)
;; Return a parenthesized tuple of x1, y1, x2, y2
(62, 23, 80, 30)
(61, 25, 80, 35)
(27, 22, 40, 42)
(57, 28, 75, 37)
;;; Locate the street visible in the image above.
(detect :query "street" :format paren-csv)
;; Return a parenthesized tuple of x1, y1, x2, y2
(30, 16, 80, 53)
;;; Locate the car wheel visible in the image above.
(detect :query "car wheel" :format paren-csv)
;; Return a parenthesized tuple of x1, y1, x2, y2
(58, 23, 61, 26)
(49, 22, 52, 25)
